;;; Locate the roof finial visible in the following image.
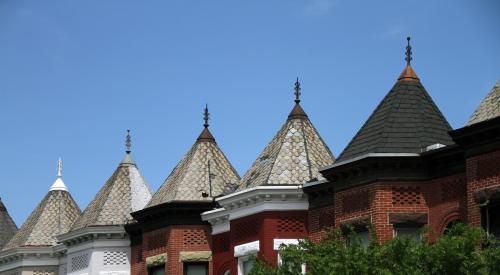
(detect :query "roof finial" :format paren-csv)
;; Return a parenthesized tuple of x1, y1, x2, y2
(50, 158, 68, 191)
(126, 129, 132, 154)
(57, 158, 62, 178)
(204, 104, 210, 128)
(405, 36, 412, 66)
(294, 77, 301, 104)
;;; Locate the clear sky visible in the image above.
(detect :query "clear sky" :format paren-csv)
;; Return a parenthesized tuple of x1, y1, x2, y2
(0, 0, 499, 226)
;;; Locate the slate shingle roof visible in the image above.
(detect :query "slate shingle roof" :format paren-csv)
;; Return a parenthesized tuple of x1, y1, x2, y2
(238, 102, 334, 190)
(3, 190, 80, 250)
(0, 199, 17, 249)
(71, 154, 153, 230)
(466, 81, 500, 126)
(337, 65, 453, 162)
(147, 126, 240, 207)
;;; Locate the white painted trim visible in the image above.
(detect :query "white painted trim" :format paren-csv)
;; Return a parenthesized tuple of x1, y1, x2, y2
(215, 185, 304, 206)
(230, 200, 308, 220)
(273, 239, 300, 250)
(211, 221, 230, 235)
(202, 186, 309, 235)
(238, 255, 255, 275)
(234, 241, 260, 257)
(58, 225, 126, 243)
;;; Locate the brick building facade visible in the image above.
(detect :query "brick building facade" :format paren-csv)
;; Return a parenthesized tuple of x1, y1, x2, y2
(126, 42, 499, 274)
(1, 39, 498, 275)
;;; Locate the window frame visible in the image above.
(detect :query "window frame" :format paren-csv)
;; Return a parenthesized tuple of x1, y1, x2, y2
(183, 261, 209, 275)
(393, 224, 423, 240)
(237, 254, 256, 275)
(482, 201, 500, 239)
(148, 265, 166, 275)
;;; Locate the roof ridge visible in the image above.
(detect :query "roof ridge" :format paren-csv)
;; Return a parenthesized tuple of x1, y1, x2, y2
(337, 88, 391, 160)
(337, 78, 453, 162)
(263, 120, 291, 185)
(4, 190, 80, 250)
(168, 142, 200, 201)
(466, 80, 500, 126)
(299, 118, 314, 180)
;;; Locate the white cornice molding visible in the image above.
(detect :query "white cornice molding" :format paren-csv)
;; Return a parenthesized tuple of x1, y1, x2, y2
(57, 225, 127, 246)
(0, 247, 60, 272)
(202, 186, 308, 235)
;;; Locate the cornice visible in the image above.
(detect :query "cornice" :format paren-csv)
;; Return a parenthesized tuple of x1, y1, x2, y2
(202, 186, 309, 234)
(57, 225, 127, 247)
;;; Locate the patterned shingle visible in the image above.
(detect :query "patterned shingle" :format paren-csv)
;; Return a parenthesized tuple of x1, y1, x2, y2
(71, 153, 153, 230)
(3, 190, 80, 250)
(0, 199, 17, 249)
(337, 65, 454, 162)
(466, 81, 500, 126)
(238, 102, 334, 190)
(147, 127, 240, 207)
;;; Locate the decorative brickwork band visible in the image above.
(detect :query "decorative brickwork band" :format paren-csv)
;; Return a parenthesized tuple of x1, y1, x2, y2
(179, 251, 212, 262)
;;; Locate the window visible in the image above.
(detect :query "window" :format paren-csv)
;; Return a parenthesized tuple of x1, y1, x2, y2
(238, 255, 255, 275)
(223, 270, 230, 275)
(278, 252, 306, 274)
(149, 266, 165, 275)
(184, 262, 208, 275)
(482, 203, 500, 239)
(347, 230, 369, 247)
(394, 226, 422, 240)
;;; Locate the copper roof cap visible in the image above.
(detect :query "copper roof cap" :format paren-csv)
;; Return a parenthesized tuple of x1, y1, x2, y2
(397, 37, 420, 82)
(288, 78, 308, 119)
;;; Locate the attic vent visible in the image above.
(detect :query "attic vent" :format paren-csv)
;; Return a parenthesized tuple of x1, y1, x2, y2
(103, 251, 128, 266)
(183, 229, 208, 245)
(71, 253, 89, 271)
(277, 218, 305, 233)
(425, 143, 446, 151)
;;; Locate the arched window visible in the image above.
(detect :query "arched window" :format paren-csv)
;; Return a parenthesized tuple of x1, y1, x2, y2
(443, 220, 461, 234)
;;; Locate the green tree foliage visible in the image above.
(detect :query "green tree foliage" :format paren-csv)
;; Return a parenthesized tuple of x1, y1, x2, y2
(249, 223, 500, 275)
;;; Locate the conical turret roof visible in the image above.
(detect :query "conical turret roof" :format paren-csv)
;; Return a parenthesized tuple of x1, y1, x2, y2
(466, 81, 500, 126)
(337, 39, 453, 162)
(0, 199, 17, 249)
(238, 80, 334, 190)
(71, 152, 153, 230)
(147, 107, 240, 207)
(3, 160, 81, 250)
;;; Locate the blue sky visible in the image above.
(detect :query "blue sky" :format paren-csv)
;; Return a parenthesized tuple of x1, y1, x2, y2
(0, 0, 499, 226)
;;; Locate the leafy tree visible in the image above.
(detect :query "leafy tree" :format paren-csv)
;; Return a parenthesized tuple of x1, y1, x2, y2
(249, 223, 500, 275)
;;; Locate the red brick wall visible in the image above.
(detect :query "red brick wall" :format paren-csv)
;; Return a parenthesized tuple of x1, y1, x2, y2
(217, 210, 308, 274)
(212, 232, 231, 275)
(308, 203, 335, 242)
(130, 225, 213, 275)
(308, 174, 467, 243)
(466, 149, 500, 226)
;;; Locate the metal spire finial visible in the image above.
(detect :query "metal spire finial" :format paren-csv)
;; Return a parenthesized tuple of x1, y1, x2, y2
(204, 104, 210, 128)
(294, 77, 301, 104)
(126, 129, 132, 154)
(57, 158, 62, 178)
(405, 36, 412, 66)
